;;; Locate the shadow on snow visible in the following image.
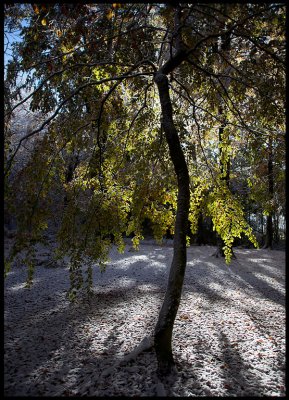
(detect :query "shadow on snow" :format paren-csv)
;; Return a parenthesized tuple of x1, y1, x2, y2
(4, 244, 285, 396)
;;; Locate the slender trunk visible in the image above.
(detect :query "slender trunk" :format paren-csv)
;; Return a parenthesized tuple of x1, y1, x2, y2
(154, 72, 190, 376)
(273, 214, 279, 243)
(263, 136, 274, 249)
(259, 213, 264, 245)
(264, 215, 273, 249)
(196, 213, 206, 245)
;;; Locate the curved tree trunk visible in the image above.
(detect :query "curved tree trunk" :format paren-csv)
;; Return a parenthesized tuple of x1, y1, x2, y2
(154, 72, 190, 376)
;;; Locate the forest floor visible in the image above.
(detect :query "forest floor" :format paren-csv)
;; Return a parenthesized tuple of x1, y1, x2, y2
(4, 238, 285, 397)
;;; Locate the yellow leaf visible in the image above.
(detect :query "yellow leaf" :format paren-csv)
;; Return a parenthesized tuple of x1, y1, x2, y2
(106, 10, 114, 20)
(33, 4, 40, 14)
(41, 18, 47, 26)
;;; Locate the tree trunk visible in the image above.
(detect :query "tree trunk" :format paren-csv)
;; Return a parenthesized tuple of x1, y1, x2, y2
(264, 215, 273, 249)
(263, 135, 274, 249)
(196, 213, 206, 245)
(259, 212, 264, 246)
(260, 213, 264, 235)
(154, 72, 190, 376)
(273, 213, 279, 244)
(213, 234, 225, 257)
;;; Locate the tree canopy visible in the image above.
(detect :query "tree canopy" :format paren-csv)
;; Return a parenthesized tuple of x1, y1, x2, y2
(5, 3, 285, 261)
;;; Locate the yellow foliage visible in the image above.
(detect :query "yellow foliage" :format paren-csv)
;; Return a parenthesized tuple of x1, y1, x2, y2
(106, 10, 114, 20)
(206, 184, 259, 264)
(32, 4, 40, 14)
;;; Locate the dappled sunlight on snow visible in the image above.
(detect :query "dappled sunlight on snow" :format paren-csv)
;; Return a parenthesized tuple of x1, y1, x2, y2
(8, 279, 41, 292)
(4, 244, 285, 397)
(111, 252, 168, 271)
(246, 258, 270, 263)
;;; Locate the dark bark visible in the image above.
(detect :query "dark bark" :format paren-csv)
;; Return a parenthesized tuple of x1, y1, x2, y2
(154, 72, 190, 376)
(264, 215, 273, 249)
(213, 234, 225, 257)
(260, 213, 264, 240)
(263, 136, 274, 249)
(273, 214, 279, 243)
(196, 213, 206, 245)
(159, 48, 188, 75)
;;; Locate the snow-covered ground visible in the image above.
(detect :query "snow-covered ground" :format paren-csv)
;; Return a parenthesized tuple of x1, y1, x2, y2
(4, 241, 285, 397)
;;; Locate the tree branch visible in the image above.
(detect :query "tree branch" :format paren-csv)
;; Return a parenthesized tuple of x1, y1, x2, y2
(5, 70, 154, 176)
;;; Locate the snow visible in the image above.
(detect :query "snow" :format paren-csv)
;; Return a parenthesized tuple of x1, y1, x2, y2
(4, 241, 286, 396)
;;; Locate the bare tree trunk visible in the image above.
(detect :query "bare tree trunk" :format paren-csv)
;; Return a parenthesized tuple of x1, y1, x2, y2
(264, 215, 273, 249)
(196, 213, 206, 245)
(273, 213, 279, 244)
(154, 72, 190, 376)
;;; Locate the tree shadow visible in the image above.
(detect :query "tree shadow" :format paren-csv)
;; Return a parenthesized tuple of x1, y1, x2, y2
(218, 331, 265, 396)
(4, 283, 164, 396)
(184, 248, 285, 307)
(4, 244, 285, 396)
